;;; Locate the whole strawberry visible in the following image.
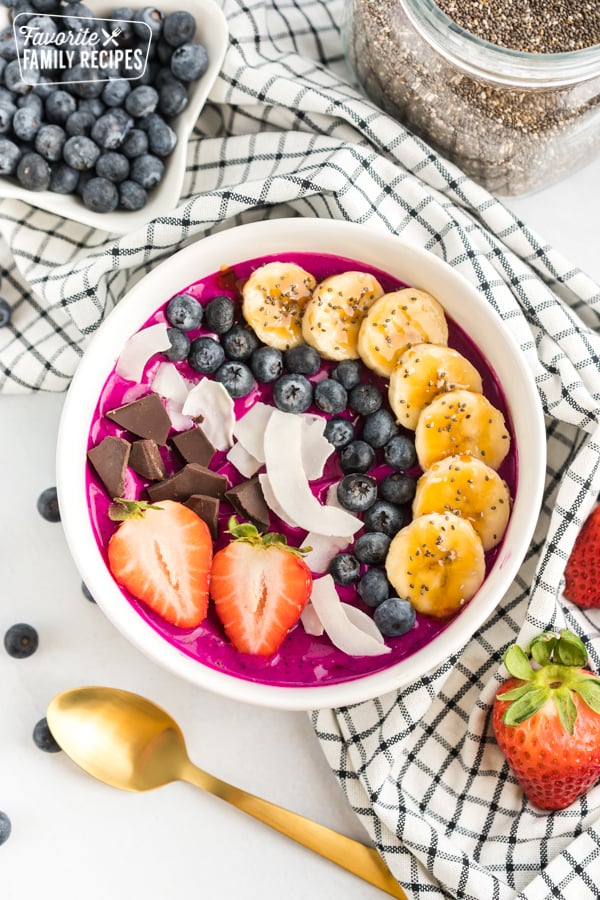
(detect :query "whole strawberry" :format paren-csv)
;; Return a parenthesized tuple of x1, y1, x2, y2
(493, 629, 600, 811)
(564, 504, 600, 608)
(211, 517, 312, 657)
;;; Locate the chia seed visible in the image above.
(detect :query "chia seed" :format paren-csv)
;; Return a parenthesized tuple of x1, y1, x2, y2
(344, 0, 600, 194)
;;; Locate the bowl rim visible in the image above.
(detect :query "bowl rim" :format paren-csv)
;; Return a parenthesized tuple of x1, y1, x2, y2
(57, 217, 547, 710)
(0, 0, 228, 234)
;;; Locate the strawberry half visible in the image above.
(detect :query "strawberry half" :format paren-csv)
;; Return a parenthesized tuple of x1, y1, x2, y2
(107, 499, 212, 629)
(210, 518, 313, 656)
(493, 629, 600, 811)
(564, 504, 600, 608)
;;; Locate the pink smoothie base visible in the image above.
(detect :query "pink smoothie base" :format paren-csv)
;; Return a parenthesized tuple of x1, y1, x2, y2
(86, 252, 517, 689)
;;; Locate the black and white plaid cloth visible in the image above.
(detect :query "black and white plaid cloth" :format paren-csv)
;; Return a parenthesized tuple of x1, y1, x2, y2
(3, 0, 600, 896)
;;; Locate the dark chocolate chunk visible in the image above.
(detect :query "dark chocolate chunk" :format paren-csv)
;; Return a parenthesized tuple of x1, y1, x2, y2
(147, 463, 227, 503)
(129, 439, 167, 481)
(184, 494, 220, 540)
(87, 436, 131, 499)
(225, 477, 270, 530)
(105, 393, 171, 445)
(171, 427, 215, 467)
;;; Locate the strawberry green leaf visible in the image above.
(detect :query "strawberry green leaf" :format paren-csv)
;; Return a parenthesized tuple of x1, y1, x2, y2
(554, 686, 578, 735)
(504, 644, 536, 681)
(555, 630, 588, 667)
(501, 686, 550, 725)
(572, 678, 600, 715)
(108, 498, 163, 521)
(529, 633, 557, 666)
(496, 683, 537, 702)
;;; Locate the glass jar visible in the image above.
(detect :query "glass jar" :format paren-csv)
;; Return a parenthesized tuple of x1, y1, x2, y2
(343, 0, 600, 196)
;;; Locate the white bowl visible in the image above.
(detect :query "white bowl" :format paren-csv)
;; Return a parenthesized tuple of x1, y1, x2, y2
(0, 0, 228, 234)
(57, 218, 546, 710)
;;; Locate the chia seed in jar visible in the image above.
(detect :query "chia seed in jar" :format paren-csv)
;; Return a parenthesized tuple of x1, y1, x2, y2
(343, 0, 600, 195)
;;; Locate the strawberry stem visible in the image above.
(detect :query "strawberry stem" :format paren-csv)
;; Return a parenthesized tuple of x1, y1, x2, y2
(108, 498, 164, 521)
(497, 629, 600, 733)
(225, 516, 311, 557)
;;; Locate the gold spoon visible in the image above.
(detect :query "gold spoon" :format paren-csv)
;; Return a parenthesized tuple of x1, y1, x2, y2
(47, 686, 407, 899)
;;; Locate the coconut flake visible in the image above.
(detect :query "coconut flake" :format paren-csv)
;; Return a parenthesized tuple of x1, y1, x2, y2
(300, 602, 324, 637)
(227, 441, 263, 479)
(233, 402, 273, 461)
(309, 575, 391, 656)
(263, 410, 361, 537)
(151, 362, 189, 406)
(299, 414, 333, 480)
(302, 532, 351, 573)
(115, 323, 171, 382)
(258, 474, 299, 527)
(182, 380, 235, 450)
(165, 399, 195, 433)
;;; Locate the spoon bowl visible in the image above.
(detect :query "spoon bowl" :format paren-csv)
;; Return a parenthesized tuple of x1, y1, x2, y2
(47, 686, 407, 899)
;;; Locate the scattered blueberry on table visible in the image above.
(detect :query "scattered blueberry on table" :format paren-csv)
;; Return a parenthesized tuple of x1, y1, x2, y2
(0, 297, 11, 327)
(4, 623, 39, 659)
(0, 2, 211, 213)
(36, 486, 60, 522)
(32, 717, 62, 753)
(0, 811, 11, 846)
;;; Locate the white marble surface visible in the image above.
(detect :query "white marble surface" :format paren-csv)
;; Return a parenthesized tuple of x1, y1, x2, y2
(1, 156, 599, 900)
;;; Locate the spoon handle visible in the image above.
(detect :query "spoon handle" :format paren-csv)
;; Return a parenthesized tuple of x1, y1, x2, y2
(180, 761, 407, 899)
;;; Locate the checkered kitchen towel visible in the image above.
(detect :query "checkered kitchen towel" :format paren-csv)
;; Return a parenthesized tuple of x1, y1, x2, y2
(2, 0, 600, 896)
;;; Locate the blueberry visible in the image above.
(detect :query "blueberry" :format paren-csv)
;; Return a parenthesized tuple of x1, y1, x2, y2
(96, 151, 129, 183)
(170, 41, 209, 81)
(204, 295, 235, 334)
(383, 434, 417, 470)
(118, 179, 147, 210)
(165, 326, 190, 361)
(17, 91, 43, 114)
(4, 623, 39, 658)
(284, 343, 320, 375)
(215, 360, 255, 398)
(5, 58, 38, 93)
(50, 163, 79, 194)
(339, 439, 375, 474)
(16, 152, 51, 190)
(272, 373, 313, 413)
(336, 473, 377, 512)
(166, 292, 203, 330)
(331, 358, 362, 390)
(102, 79, 131, 108)
(0, 102, 14, 136)
(34, 124, 66, 162)
(354, 531, 391, 565)
(133, 6, 162, 38)
(0, 298, 11, 327)
(32, 717, 61, 753)
(0, 811, 11, 846)
(33, 77, 58, 99)
(61, 2, 94, 31)
(156, 38, 174, 65)
(362, 408, 398, 448)
(163, 9, 196, 47)
(77, 97, 105, 118)
(349, 382, 383, 416)
(108, 6, 135, 42)
(363, 500, 404, 536)
(329, 552, 360, 586)
(121, 128, 148, 158)
(45, 89, 76, 125)
(91, 108, 134, 150)
(374, 597, 416, 637)
(380, 472, 416, 505)
(62, 64, 104, 99)
(357, 568, 390, 607)
(250, 345, 284, 383)
(63, 135, 101, 171)
(221, 323, 260, 360)
(12, 106, 41, 141)
(0, 137, 21, 175)
(145, 113, 176, 157)
(188, 336, 225, 374)
(81, 581, 96, 603)
(82, 176, 119, 212)
(125, 84, 159, 118)
(65, 109, 95, 137)
(130, 153, 164, 188)
(324, 416, 354, 449)
(314, 378, 347, 414)
(158, 77, 188, 117)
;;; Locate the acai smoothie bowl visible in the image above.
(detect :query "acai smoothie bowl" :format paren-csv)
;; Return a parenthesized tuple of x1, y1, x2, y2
(57, 218, 546, 710)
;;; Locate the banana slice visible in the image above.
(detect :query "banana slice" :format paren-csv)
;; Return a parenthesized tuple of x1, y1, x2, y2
(385, 512, 485, 618)
(301, 271, 384, 361)
(389, 343, 483, 430)
(412, 454, 511, 551)
(357, 288, 449, 378)
(414, 388, 511, 471)
(242, 262, 317, 350)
